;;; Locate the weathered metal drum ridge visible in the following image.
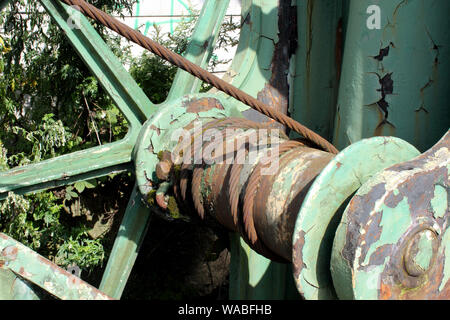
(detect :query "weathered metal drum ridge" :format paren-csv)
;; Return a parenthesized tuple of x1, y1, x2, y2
(240, 140, 305, 262)
(158, 106, 343, 264)
(331, 130, 450, 300)
(253, 146, 334, 262)
(189, 117, 285, 227)
(178, 117, 293, 261)
(292, 137, 420, 300)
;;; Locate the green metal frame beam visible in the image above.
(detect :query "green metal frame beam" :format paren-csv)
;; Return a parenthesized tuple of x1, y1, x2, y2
(167, 0, 230, 99)
(0, 233, 113, 300)
(98, 184, 152, 298)
(41, 0, 155, 123)
(99, 0, 230, 298)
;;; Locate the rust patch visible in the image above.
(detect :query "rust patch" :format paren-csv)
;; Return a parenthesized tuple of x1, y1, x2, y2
(384, 190, 404, 208)
(367, 244, 394, 266)
(1, 246, 18, 260)
(252, 2, 297, 132)
(342, 183, 387, 265)
(185, 98, 224, 113)
(358, 211, 384, 267)
(257, 84, 283, 108)
(379, 281, 392, 300)
(6, 169, 26, 176)
(380, 254, 448, 300)
(149, 125, 161, 136)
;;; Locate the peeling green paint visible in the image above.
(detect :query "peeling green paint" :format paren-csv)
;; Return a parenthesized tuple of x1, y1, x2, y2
(333, 0, 450, 152)
(293, 137, 419, 300)
(431, 185, 447, 219)
(413, 231, 435, 272)
(362, 198, 411, 267)
(354, 264, 385, 300)
(332, 132, 450, 299)
(0, 233, 113, 300)
(439, 229, 450, 292)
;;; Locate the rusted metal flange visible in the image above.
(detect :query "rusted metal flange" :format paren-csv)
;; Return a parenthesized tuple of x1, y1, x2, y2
(331, 130, 450, 300)
(292, 137, 420, 300)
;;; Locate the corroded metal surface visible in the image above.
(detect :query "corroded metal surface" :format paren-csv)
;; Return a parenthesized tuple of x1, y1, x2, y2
(253, 145, 333, 261)
(333, 0, 450, 152)
(0, 268, 42, 300)
(166, 114, 338, 265)
(292, 137, 420, 300)
(0, 233, 113, 300)
(2, 0, 449, 302)
(331, 130, 450, 300)
(134, 95, 233, 199)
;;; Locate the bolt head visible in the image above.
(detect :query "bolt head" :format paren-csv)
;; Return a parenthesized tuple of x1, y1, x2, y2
(404, 229, 438, 277)
(156, 160, 172, 181)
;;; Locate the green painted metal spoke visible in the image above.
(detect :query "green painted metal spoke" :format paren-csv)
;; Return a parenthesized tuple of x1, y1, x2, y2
(98, 183, 152, 299)
(0, 233, 114, 300)
(0, 146, 132, 200)
(41, 0, 155, 124)
(167, 0, 230, 99)
(0, 0, 160, 199)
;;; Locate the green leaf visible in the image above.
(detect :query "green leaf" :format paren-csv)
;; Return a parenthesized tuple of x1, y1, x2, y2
(65, 186, 78, 200)
(85, 179, 98, 189)
(73, 179, 97, 193)
(74, 181, 86, 193)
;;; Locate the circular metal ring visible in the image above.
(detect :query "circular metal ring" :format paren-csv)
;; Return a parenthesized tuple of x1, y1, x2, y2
(331, 132, 450, 300)
(292, 136, 420, 300)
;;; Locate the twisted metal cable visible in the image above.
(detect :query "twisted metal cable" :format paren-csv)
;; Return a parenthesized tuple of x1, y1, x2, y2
(58, 0, 339, 154)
